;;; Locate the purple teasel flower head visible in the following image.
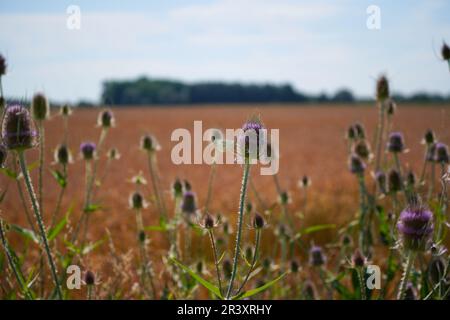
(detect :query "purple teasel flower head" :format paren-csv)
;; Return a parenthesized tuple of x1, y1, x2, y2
(397, 202, 434, 251)
(434, 142, 449, 164)
(348, 154, 366, 175)
(237, 117, 266, 162)
(97, 109, 115, 128)
(1, 105, 38, 151)
(181, 190, 197, 216)
(387, 132, 405, 153)
(31, 93, 50, 121)
(80, 141, 96, 160)
(309, 245, 326, 267)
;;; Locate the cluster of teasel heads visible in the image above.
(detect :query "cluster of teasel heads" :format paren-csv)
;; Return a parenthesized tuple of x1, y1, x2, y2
(0, 43, 449, 301)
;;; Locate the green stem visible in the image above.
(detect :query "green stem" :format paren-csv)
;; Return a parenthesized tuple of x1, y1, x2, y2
(38, 121, 45, 217)
(136, 208, 156, 298)
(87, 285, 94, 300)
(357, 267, 367, 300)
(13, 155, 36, 234)
(357, 174, 369, 256)
(208, 229, 223, 296)
(18, 151, 63, 299)
(374, 100, 386, 172)
(226, 160, 250, 299)
(397, 250, 415, 300)
(205, 162, 216, 213)
(235, 228, 261, 296)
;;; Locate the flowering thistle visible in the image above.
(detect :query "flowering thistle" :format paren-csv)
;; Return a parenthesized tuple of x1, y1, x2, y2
(309, 245, 326, 267)
(434, 142, 449, 163)
(388, 169, 402, 193)
(54, 144, 72, 165)
(31, 93, 50, 121)
(0, 54, 6, 76)
(202, 214, 215, 229)
(238, 117, 265, 161)
(376, 75, 389, 101)
(353, 140, 372, 160)
(397, 203, 433, 251)
(140, 134, 161, 152)
(60, 104, 72, 117)
(349, 154, 366, 174)
(1, 105, 37, 150)
(253, 213, 265, 229)
(422, 129, 436, 145)
(442, 41, 450, 61)
(374, 170, 387, 194)
(181, 191, 197, 215)
(107, 147, 121, 160)
(387, 132, 405, 153)
(80, 142, 96, 160)
(0, 144, 7, 168)
(97, 109, 114, 128)
(129, 191, 147, 210)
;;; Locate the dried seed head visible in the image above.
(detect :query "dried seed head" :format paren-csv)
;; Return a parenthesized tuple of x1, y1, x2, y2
(172, 178, 183, 198)
(84, 271, 95, 286)
(80, 142, 96, 160)
(423, 129, 435, 145)
(181, 191, 197, 215)
(352, 248, 366, 268)
(353, 123, 366, 139)
(386, 99, 397, 116)
(290, 260, 300, 273)
(107, 147, 120, 160)
(376, 75, 389, 101)
(129, 191, 145, 210)
(60, 104, 72, 117)
(309, 245, 326, 267)
(302, 280, 317, 300)
(299, 175, 311, 188)
(435, 142, 449, 163)
(253, 213, 265, 229)
(387, 132, 405, 153)
(349, 154, 366, 174)
(375, 170, 387, 194)
(353, 140, 372, 160)
(54, 144, 72, 165)
(428, 257, 446, 285)
(442, 41, 450, 61)
(203, 214, 214, 229)
(0, 54, 6, 76)
(31, 93, 50, 120)
(0, 144, 7, 168)
(397, 203, 433, 251)
(388, 169, 402, 193)
(97, 109, 114, 128)
(140, 134, 160, 152)
(2, 105, 37, 150)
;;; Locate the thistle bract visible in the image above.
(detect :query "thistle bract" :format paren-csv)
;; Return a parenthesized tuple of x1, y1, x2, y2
(2, 105, 37, 150)
(31, 93, 50, 120)
(397, 204, 433, 251)
(237, 119, 265, 162)
(80, 142, 96, 160)
(387, 132, 405, 153)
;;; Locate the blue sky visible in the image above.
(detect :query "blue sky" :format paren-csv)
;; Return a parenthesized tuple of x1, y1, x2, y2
(0, 0, 449, 103)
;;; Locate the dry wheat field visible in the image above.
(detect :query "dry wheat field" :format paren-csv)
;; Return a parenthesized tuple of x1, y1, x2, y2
(1, 97, 449, 300)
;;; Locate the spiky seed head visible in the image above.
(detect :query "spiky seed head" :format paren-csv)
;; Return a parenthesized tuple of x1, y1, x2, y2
(435, 142, 449, 163)
(172, 178, 183, 198)
(129, 191, 145, 210)
(97, 109, 114, 128)
(397, 203, 433, 251)
(423, 129, 435, 145)
(253, 213, 265, 229)
(279, 190, 289, 205)
(353, 123, 365, 139)
(387, 132, 405, 153)
(353, 140, 372, 160)
(442, 42, 450, 61)
(54, 144, 72, 165)
(60, 104, 72, 117)
(181, 191, 197, 215)
(386, 99, 397, 116)
(0, 54, 6, 75)
(388, 169, 402, 193)
(31, 93, 50, 120)
(2, 105, 37, 150)
(375, 170, 387, 194)
(204, 214, 214, 229)
(309, 246, 326, 267)
(0, 144, 7, 168)
(84, 271, 95, 286)
(349, 154, 366, 174)
(376, 75, 389, 101)
(80, 142, 96, 160)
(352, 248, 366, 268)
(290, 260, 300, 273)
(140, 134, 160, 152)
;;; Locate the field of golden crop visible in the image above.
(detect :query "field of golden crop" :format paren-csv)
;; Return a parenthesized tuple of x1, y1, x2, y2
(1, 104, 449, 298)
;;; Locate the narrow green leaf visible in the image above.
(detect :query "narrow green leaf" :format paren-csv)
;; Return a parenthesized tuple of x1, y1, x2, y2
(81, 238, 105, 255)
(50, 169, 67, 188)
(0, 168, 19, 180)
(233, 272, 287, 300)
(11, 225, 39, 244)
(170, 257, 223, 299)
(302, 224, 336, 235)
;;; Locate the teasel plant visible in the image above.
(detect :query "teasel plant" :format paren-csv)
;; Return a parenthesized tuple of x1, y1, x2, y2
(374, 75, 389, 172)
(419, 129, 436, 185)
(50, 144, 72, 228)
(201, 213, 223, 296)
(350, 248, 367, 300)
(129, 189, 157, 298)
(31, 93, 50, 217)
(1, 104, 62, 299)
